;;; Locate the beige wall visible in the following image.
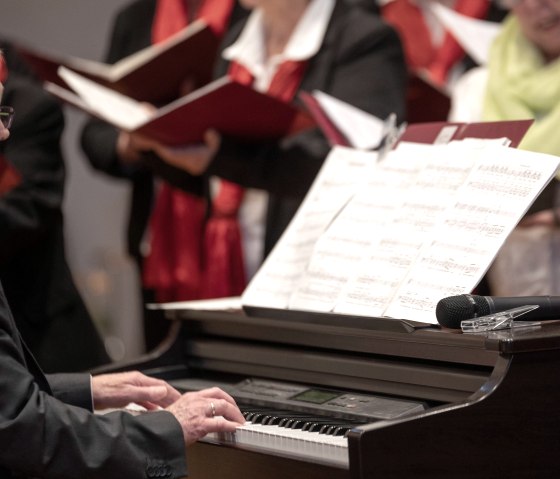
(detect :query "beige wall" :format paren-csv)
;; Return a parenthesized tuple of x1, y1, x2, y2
(0, 0, 145, 360)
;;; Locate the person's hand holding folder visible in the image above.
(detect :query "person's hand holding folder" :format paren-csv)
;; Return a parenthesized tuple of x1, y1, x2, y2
(114, 75, 200, 167)
(47, 68, 312, 148)
(131, 128, 222, 175)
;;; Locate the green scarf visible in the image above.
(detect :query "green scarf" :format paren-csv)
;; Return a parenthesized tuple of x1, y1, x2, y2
(483, 15, 560, 156)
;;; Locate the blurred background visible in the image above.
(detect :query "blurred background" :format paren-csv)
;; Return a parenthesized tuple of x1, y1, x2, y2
(0, 0, 145, 360)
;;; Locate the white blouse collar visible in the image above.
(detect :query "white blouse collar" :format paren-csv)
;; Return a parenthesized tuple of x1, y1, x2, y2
(223, 0, 335, 83)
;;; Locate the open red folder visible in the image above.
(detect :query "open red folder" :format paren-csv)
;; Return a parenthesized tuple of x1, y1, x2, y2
(46, 68, 314, 146)
(300, 89, 533, 151)
(397, 119, 534, 148)
(15, 20, 219, 104)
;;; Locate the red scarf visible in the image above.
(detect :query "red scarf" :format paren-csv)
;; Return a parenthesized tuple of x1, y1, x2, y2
(381, 0, 489, 85)
(0, 61, 20, 195)
(198, 59, 308, 299)
(152, 0, 235, 42)
(142, 0, 234, 302)
(144, 0, 307, 301)
(0, 56, 7, 82)
(0, 155, 21, 196)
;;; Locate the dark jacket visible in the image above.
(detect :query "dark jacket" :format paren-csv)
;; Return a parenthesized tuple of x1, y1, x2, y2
(0, 69, 109, 373)
(0, 282, 186, 479)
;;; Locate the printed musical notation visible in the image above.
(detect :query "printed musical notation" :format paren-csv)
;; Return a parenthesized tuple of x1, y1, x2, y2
(243, 140, 560, 325)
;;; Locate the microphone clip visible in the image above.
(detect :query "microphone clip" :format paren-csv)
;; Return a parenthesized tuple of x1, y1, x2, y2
(460, 305, 540, 333)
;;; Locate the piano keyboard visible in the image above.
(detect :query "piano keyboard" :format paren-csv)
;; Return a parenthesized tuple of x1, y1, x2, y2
(202, 406, 362, 468)
(175, 377, 426, 467)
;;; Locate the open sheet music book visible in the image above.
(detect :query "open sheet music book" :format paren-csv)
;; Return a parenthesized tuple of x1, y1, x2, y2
(15, 19, 219, 104)
(241, 137, 560, 326)
(46, 67, 312, 146)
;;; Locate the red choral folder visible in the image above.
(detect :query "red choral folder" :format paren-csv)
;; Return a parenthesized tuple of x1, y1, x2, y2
(133, 79, 314, 145)
(15, 20, 219, 104)
(46, 76, 315, 146)
(397, 119, 534, 148)
(405, 72, 452, 123)
(296, 87, 532, 152)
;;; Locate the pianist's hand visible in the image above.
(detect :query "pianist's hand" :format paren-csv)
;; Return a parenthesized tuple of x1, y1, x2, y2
(166, 386, 245, 445)
(92, 371, 181, 410)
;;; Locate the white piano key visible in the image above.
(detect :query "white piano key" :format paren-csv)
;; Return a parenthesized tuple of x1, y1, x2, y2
(203, 421, 349, 468)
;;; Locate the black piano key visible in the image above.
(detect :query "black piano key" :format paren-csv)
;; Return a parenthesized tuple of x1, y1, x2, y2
(243, 412, 257, 421)
(302, 419, 337, 432)
(281, 418, 298, 428)
(288, 417, 322, 428)
(260, 411, 301, 426)
(240, 405, 366, 437)
(332, 426, 352, 436)
(320, 423, 358, 435)
(261, 414, 289, 426)
(288, 419, 310, 429)
(278, 414, 311, 428)
(263, 411, 300, 426)
(242, 407, 271, 422)
(252, 414, 269, 423)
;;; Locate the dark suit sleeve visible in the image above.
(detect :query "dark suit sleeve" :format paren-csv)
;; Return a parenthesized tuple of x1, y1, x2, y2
(46, 373, 94, 411)
(207, 9, 406, 198)
(0, 74, 65, 263)
(0, 290, 187, 479)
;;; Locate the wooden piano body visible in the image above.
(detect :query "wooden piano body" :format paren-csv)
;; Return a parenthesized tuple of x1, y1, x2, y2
(97, 308, 560, 478)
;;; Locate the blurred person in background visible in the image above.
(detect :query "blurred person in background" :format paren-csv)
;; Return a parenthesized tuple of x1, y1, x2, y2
(125, 0, 407, 305)
(0, 42, 110, 373)
(81, 0, 249, 351)
(378, 0, 508, 122)
(378, 0, 506, 87)
(449, 0, 560, 296)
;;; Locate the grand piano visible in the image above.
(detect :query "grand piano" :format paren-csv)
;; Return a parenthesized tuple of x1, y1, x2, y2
(97, 307, 560, 478)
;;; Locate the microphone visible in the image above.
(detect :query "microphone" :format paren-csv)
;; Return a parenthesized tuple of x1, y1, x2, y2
(435, 294, 560, 329)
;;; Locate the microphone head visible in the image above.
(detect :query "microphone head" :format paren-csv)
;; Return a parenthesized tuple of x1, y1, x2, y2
(435, 295, 491, 329)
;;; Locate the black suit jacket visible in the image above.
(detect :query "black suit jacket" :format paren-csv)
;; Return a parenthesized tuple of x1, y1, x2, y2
(0, 282, 187, 479)
(0, 68, 109, 373)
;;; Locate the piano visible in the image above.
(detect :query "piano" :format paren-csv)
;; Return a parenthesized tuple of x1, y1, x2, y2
(96, 308, 560, 478)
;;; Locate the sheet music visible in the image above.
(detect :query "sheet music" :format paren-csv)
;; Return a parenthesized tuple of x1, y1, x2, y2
(288, 145, 428, 312)
(331, 141, 477, 318)
(241, 147, 377, 309)
(385, 144, 560, 323)
(243, 141, 560, 325)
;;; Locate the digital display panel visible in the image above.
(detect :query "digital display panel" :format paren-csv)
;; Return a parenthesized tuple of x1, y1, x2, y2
(290, 389, 341, 404)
